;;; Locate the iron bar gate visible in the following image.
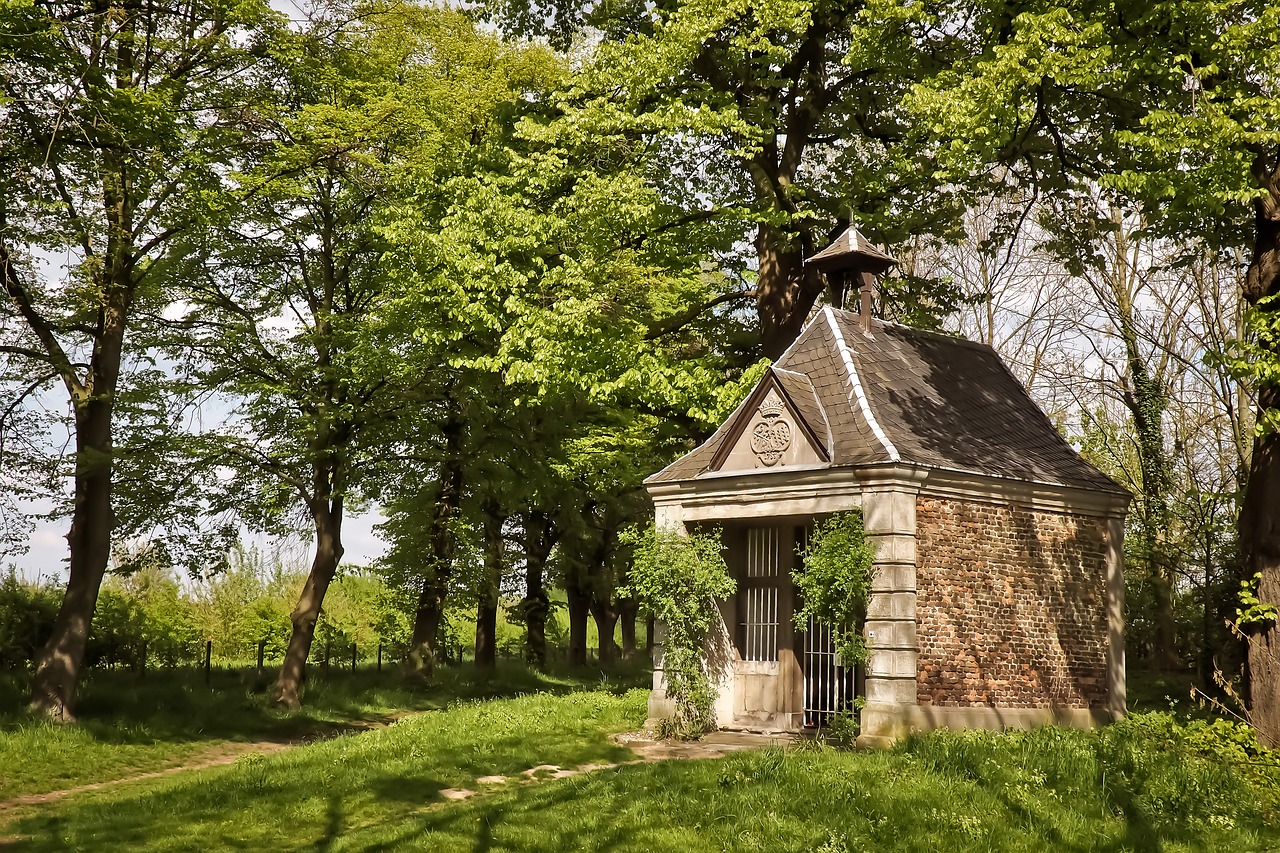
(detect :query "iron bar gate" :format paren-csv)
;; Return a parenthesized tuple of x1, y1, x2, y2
(802, 616, 857, 728)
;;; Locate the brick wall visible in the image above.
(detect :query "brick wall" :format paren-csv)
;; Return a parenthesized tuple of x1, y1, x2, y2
(915, 497, 1110, 708)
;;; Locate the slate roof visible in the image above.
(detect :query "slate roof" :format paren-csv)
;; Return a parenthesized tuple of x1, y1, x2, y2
(647, 307, 1125, 494)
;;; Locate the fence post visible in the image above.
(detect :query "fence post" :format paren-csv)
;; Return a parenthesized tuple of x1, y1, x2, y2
(257, 640, 266, 676)
(324, 642, 331, 675)
(377, 644, 382, 673)
(351, 643, 357, 672)
(204, 640, 212, 684)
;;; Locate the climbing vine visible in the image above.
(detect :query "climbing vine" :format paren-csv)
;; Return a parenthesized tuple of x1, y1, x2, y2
(621, 524, 735, 738)
(793, 511, 876, 666)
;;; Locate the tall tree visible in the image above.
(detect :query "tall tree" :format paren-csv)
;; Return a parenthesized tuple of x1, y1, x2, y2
(371, 67, 762, 669)
(179, 1, 557, 706)
(0, 0, 273, 718)
(492, 0, 972, 357)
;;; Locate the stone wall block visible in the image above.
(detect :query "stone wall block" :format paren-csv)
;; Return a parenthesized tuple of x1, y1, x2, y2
(864, 619, 916, 650)
(866, 591, 916, 621)
(867, 649, 918, 679)
(865, 676, 919, 705)
(867, 533, 917, 566)
(870, 562, 916, 592)
(862, 491, 916, 535)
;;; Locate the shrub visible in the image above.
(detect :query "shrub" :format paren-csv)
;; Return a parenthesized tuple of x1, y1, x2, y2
(0, 570, 59, 669)
(793, 511, 875, 666)
(621, 524, 734, 738)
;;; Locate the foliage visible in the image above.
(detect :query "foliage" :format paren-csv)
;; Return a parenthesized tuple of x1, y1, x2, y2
(620, 525, 734, 737)
(0, 571, 60, 670)
(1239, 573, 1280, 632)
(793, 511, 876, 667)
(1217, 294, 1280, 435)
(822, 704, 863, 749)
(488, 0, 974, 351)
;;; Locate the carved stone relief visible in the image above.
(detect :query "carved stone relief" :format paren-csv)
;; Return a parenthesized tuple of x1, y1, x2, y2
(750, 397, 792, 466)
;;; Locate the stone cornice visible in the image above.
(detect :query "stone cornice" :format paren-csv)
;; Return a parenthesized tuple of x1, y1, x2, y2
(649, 461, 1129, 519)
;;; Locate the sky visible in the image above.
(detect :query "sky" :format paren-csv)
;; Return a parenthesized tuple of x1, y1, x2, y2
(9, 505, 390, 584)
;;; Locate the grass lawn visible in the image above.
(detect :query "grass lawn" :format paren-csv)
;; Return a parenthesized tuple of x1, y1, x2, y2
(0, 662, 650, 803)
(6, 680, 1280, 852)
(6, 687, 649, 851)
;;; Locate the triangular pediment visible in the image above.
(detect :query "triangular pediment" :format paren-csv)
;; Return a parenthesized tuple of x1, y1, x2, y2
(707, 370, 830, 474)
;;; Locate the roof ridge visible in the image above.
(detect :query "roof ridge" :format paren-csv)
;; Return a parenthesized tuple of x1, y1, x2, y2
(823, 306, 899, 462)
(825, 306, 996, 354)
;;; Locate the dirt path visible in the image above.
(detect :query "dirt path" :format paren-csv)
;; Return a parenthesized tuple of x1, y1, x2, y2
(435, 730, 795, 801)
(0, 713, 408, 818)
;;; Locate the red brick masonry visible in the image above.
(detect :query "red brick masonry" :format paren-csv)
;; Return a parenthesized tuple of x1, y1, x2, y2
(915, 497, 1110, 708)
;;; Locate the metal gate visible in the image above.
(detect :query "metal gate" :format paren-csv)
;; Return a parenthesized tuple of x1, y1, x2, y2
(802, 616, 857, 728)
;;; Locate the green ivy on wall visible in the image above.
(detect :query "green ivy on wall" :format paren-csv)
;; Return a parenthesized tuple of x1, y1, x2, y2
(793, 511, 877, 667)
(622, 524, 735, 738)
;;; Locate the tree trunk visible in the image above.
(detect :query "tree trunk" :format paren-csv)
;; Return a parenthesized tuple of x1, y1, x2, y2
(1245, 383, 1280, 746)
(474, 500, 504, 670)
(407, 581, 446, 678)
(591, 597, 620, 664)
(566, 582, 591, 666)
(1118, 311, 1178, 670)
(619, 599, 638, 660)
(1148, 560, 1180, 669)
(272, 500, 343, 709)
(756, 221, 826, 360)
(28, 255, 132, 720)
(1244, 173, 1280, 747)
(29, 407, 115, 720)
(475, 598, 497, 670)
(405, 425, 465, 678)
(521, 511, 555, 668)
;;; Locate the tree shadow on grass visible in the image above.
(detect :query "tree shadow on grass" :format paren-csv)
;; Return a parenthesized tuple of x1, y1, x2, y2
(1, 661, 649, 749)
(9, 689, 646, 853)
(360, 777, 640, 853)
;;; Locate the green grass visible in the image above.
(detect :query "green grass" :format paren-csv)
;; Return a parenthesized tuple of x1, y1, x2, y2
(403, 726, 1280, 853)
(8, 688, 1280, 852)
(0, 661, 650, 802)
(7, 667, 1279, 851)
(8, 688, 649, 851)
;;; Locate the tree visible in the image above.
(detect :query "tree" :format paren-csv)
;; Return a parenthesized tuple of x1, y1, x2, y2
(369, 61, 763, 671)
(177, 1, 558, 706)
(0, 0, 274, 718)
(489, 0, 973, 358)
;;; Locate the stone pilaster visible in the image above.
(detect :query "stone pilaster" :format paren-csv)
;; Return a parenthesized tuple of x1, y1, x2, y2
(858, 471, 925, 747)
(1105, 513, 1127, 719)
(646, 502, 685, 725)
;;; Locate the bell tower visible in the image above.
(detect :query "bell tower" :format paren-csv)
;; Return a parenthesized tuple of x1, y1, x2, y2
(806, 224, 899, 331)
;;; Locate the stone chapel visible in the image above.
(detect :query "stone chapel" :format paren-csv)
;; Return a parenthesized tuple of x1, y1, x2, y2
(643, 226, 1130, 746)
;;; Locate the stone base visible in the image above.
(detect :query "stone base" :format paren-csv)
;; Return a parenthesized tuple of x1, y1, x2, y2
(647, 687, 675, 727)
(859, 701, 1122, 746)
